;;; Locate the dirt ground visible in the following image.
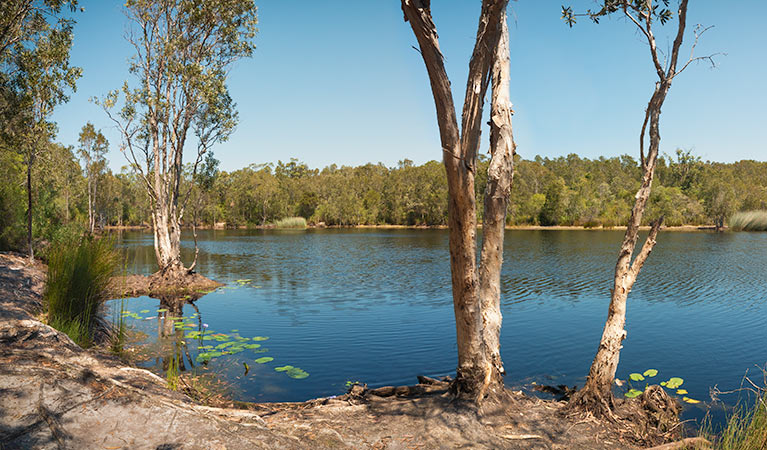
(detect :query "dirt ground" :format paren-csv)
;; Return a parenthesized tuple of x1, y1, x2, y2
(0, 252, 695, 449)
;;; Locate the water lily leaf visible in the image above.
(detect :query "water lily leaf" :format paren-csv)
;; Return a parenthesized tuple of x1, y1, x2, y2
(215, 342, 236, 349)
(255, 357, 274, 364)
(185, 331, 202, 339)
(242, 343, 261, 349)
(140, 309, 150, 313)
(683, 397, 700, 404)
(665, 377, 684, 389)
(198, 345, 213, 349)
(676, 389, 688, 395)
(253, 348, 269, 354)
(286, 367, 309, 379)
(661, 381, 667, 387)
(274, 365, 294, 372)
(643, 369, 658, 378)
(231, 329, 239, 332)
(624, 389, 643, 398)
(252, 336, 269, 341)
(157, 308, 168, 312)
(225, 347, 245, 355)
(629, 373, 645, 382)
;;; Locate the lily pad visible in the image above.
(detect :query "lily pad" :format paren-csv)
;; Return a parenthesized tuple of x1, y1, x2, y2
(625, 389, 643, 398)
(140, 309, 150, 313)
(274, 365, 293, 372)
(215, 342, 236, 349)
(253, 348, 269, 354)
(252, 336, 269, 341)
(682, 397, 700, 404)
(286, 367, 309, 379)
(242, 343, 261, 349)
(643, 369, 658, 378)
(157, 308, 168, 312)
(629, 373, 645, 382)
(676, 389, 688, 395)
(255, 357, 274, 364)
(665, 377, 684, 389)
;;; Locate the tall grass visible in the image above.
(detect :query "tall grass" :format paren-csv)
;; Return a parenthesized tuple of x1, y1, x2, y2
(274, 216, 307, 229)
(44, 236, 117, 348)
(729, 211, 767, 231)
(705, 393, 767, 450)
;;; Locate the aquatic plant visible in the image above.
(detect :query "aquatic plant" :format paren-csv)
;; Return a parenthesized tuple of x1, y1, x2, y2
(730, 211, 767, 231)
(110, 300, 127, 356)
(274, 217, 307, 229)
(275, 365, 309, 379)
(624, 369, 700, 404)
(166, 355, 180, 390)
(44, 236, 117, 347)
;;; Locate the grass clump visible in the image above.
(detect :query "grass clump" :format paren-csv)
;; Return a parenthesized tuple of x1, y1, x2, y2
(274, 216, 307, 229)
(700, 390, 767, 450)
(729, 210, 767, 231)
(44, 236, 117, 348)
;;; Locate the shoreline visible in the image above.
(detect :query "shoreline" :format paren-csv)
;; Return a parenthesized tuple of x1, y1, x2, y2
(103, 223, 723, 232)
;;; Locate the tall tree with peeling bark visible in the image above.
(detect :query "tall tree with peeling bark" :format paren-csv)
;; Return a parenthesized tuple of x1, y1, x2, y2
(562, 0, 717, 416)
(98, 0, 256, 281)
(402, 0, 515, 402)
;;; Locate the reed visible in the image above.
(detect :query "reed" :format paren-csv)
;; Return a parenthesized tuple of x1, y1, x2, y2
(729, 211, 767, 231)
(44, 236, 117, 347)
(274, 216, 307, 229)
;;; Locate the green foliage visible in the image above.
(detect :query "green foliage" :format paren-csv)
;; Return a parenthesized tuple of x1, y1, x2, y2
(44, 236, 117, 347)
(274, 217, 307, 229)
(702, 393, 767, 450)
(729, 211, 767, 231)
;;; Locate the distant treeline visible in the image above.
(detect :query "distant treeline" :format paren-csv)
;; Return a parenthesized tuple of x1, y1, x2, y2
(2, 147, 766, 250)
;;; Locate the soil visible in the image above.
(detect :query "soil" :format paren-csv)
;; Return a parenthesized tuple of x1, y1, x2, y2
(109, 271, 222, 299)
(0, 252, 701, 449)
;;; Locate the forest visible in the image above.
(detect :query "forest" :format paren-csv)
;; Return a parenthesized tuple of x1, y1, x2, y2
(1, 141, 766, 253)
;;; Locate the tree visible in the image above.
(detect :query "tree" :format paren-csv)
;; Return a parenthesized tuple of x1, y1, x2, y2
(0, 1, 81, 257)
(99, 0, 257, 280)
(563, 0, 716, 416)
(77, 123, 108, 233)
(402, 0, 515, 401)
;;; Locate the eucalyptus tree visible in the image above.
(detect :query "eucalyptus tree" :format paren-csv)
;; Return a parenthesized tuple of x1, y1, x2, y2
(562, 0, 717, 416)
(402, 0, 515, 402)
(99, 0, 257, 279)
(77, 123, 108, 233)
(0, 0, 80, 257)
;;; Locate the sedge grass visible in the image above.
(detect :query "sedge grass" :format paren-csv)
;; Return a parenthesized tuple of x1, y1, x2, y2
(44, 236, 117, 348)
(729, 211, 767, 231)
(274, 217, 307, 229)
(700, 392, 767, 449)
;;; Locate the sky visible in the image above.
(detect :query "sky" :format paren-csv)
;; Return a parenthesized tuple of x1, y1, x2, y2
(51, 1, 766, 172)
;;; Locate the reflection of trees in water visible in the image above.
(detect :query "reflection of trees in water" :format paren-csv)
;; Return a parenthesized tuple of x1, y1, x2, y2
(155, 296, 203, 375)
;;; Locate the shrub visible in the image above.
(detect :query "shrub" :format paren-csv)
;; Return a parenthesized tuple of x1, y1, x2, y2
(729, 211, 767, 231)
(44, 236, 117, 347)
(274, 216, 307, 229)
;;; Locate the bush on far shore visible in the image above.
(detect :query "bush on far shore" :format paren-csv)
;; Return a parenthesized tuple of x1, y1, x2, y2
(729, 211, 767, 231)
(274, 217, 307, 229)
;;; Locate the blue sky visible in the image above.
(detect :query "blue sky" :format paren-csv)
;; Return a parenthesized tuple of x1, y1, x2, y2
(52, 1, 766, 172)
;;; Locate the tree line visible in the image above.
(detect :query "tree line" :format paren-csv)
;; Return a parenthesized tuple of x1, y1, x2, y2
(2, 145, 766, 251)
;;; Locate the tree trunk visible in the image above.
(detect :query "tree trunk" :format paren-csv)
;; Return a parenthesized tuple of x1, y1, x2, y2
(402, 0, 509, 401)
(478, 11, 515, 399)
(26, 157, 33, 259)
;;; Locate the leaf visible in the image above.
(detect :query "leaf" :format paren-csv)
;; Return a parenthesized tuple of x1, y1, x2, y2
(629, 373, 645, 382)
(140, 309, 150, 313)
(215, 342, 236, 349)
(253, 348, 269, 354)
(255, 357, 273, 364)
(676, 389, 688, 395)
(661, 381, 667, 387)
(625, 389, 643, 398)
(241, 343, 261, 349)
(286, 367, 309, 379)
(643, 369, 658, 378)
(665, 377, 684, 389)
(274, 365, 294, 372)
(683, 397, 700, 404)
(252, 336, 269, 341)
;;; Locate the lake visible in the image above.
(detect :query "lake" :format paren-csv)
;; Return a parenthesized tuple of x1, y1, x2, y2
(110, 228, 767, 423)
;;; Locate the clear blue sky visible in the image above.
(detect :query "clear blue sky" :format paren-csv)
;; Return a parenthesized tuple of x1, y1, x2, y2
(52, 1, 766, 172)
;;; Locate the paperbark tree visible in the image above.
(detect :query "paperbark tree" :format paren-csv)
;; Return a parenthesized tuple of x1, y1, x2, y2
(77, 123, 108, 233)
(99, 0, 256, 279)
(402, 0, 515, 402)
(563, 0, 716, 416)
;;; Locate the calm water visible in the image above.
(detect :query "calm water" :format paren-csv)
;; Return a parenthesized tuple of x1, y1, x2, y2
(110, 229, 767, 422)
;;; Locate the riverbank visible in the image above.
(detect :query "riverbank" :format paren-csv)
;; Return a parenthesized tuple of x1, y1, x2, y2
(1, 252, 699, 449)
(103, 223, 722, 232)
